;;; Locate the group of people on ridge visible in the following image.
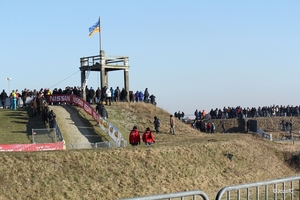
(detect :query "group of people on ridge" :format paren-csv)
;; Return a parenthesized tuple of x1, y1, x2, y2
(129, 114, 176, 146)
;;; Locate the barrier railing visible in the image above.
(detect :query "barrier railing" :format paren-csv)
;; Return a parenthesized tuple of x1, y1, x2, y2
(215, 176, 300, 200)
(120, 190, 209, 200)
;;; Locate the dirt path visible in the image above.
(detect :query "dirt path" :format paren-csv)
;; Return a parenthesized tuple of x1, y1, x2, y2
(49, 105, 103, 147)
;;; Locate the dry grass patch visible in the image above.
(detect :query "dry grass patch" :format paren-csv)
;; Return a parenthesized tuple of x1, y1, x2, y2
(1, 103, 300, 199)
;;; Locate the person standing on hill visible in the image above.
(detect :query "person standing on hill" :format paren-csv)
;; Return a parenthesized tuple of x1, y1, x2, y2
(96, 102, 108, 120)
(95, 87, 101, 103)
(129, 126, 141, 146)
(143, 88, 149, 103)
(211, 123, 215, 133)
(170, 115, 175, 135)
(114, 86, 120, 102)
(289, 119, 293, 135)
(149, 94, 156, 105)
(206, 122, 211, 133)
(222, 122, 226, 133)
(48, 110, 56, 128)
(142, 127, 155, 145)
(0, 89, 8, 108)
(10, 90, 17, 110)
(30, 98, 38, 117)
(88, 87, 95, 104)
(42, 101, 49, 124)
(110, 87, 115, 102)
(106, 87, 112, 106)
(154, 116, 160, 133)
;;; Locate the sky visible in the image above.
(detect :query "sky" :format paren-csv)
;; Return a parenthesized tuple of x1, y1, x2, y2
(1, 0, 300, 115)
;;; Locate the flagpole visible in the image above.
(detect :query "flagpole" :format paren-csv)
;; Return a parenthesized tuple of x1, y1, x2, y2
(99, 16, 102, 89)
(99, 16, 101, 52)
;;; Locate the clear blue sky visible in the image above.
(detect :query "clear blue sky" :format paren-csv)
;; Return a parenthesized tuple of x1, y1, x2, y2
(1, 0, 300, 115)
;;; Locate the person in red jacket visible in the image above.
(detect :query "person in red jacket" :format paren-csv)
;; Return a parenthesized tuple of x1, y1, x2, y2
(142, 127, 155, 145)
(129, 126, 141, 146)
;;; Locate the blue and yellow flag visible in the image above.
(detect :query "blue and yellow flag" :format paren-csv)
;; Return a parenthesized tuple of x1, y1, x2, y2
(89, 20, 100, 37)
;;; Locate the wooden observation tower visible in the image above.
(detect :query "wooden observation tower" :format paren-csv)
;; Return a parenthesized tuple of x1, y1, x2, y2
(79, 50, 130, 101)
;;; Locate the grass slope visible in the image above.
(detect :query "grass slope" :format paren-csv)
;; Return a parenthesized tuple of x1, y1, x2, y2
(0, 103, 300, 200)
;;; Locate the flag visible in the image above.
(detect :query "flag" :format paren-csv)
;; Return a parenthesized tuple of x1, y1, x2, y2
(89, 20, 100, 37)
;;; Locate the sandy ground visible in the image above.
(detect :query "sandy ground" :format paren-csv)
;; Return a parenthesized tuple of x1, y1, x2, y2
(49, 105, 103, 147)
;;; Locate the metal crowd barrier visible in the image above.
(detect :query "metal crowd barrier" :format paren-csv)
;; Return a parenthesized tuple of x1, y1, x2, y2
(215, 176, 300, 200)
(120, 190, 209, 200)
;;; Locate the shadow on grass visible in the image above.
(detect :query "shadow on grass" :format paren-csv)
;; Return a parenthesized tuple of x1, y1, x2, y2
(62, 105, 104, 143)
(24, 107, 48, 142)
(284, 151, 300, 172)
(10, 120, 28, 124)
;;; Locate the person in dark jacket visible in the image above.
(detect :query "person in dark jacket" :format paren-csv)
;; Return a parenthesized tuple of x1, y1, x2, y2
(48, 110, 56, 128)
(143, 88, 149, 103)
(153, 116, 160, 133)
(0, 89, 8, 108)
(96, 102, 108, 120)
(31, 98, 38, 117)
(88, 87, 95, 104)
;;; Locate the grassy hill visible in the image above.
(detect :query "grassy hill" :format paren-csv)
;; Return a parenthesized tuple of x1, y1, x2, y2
(0, 103, 300, 199)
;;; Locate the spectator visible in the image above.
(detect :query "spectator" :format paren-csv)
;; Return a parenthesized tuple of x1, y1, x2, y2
(177, 111, 181, 120)
(170, 115, 175, 135)
(206, 122, 211, 133)
(211, 123, 215, 133)
(144, 88, 149, 103)
(106, 87, 112, 106)
(114, 86, 120, 102)
(120, 88, 128, 102)
(135, 91, 139, 102)
(129, 126, 141, 146)
(101, 86, 107, 102)
(96, 102, 108, 120)
(281, 119, 286, 131)
(48, 110, 56, 128)
(129, 91, 135, 102)
(110, 87, 115, 102)
(0, 89, 8, 108)
(222, 122, 226, 133)
(194, 109, 199, 120)
(95, 87, 101, 103)
(10, 90, 17, 110)
(153, 116, 160, 133)
(289, 119, 293, 134)
(88, 87, 95, 104)
(138, 91, 144, 102)
(30, 97, 37, 117)
(21, 89, 28, 107)
(15, 89, 21, 108)
(149, 94, 156, 105)
(181, 111, 185, 121)
(142, 127, 155, 145)
(42, 101, 49, 124)
(37, 92, 43, 115)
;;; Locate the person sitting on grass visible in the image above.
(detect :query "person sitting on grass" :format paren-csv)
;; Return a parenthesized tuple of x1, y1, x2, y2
(142, 127, 155, 145)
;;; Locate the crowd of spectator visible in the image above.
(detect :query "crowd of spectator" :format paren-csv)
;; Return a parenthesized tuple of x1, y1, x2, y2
(85, 86, 157, 106)
(174, 111, 185, 120)
(193, 105, 300, 120)
(0, 85, 158, 109)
